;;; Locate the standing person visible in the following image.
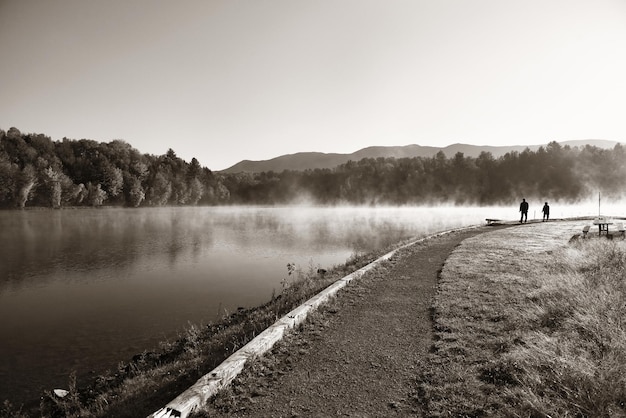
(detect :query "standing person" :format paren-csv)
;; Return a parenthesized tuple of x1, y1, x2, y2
(542, 202, 550, 222)
(519, 198, 529, 223)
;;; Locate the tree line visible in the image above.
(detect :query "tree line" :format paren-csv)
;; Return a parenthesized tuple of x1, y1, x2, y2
(1, 127, 624, 208)
(0, 127, 229, 208)
(221, 141, 626, 205)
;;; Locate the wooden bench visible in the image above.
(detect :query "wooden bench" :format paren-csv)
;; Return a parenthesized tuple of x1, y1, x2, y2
(618, 223, 625, 239)
(582, 225, 590, 237)
(485, 218, 502, 226)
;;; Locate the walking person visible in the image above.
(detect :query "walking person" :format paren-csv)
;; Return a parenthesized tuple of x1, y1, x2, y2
(542, 202, 550, 222)
(519, 198, 529, 223)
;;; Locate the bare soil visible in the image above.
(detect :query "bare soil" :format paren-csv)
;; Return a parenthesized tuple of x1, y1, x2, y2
(197, 226, 502, 417)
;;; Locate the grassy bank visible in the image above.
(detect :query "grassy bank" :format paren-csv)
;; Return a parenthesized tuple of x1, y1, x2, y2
(417, 221, 626, 417)
(2, 242, 404, 418)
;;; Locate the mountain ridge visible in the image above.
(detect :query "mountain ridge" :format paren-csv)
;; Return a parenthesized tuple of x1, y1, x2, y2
(220, 140, 620, 173)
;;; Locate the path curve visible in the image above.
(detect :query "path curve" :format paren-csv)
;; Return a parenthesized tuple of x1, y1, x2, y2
(196, 226, 504, 417)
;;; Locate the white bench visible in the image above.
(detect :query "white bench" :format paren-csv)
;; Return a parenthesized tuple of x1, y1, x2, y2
(485, 218, 501, 226)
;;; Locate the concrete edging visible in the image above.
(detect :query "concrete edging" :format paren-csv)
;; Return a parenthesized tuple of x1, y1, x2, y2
(149, 226, 477, 418)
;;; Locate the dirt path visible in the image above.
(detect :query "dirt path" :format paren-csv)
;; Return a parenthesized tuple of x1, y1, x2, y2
(198, 226, 500, 417)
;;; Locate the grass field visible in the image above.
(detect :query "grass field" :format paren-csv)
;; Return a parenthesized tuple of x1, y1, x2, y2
(418, 221, 626, 417)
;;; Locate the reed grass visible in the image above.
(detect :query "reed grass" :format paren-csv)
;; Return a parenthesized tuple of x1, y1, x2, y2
(416, 222, 626, 417)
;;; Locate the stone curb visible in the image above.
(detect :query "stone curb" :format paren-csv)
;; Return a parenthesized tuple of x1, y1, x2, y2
(148, 226, 479, 418)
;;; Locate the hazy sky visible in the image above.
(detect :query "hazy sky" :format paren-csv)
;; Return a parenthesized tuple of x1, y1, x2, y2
(2, 1, 625, 170)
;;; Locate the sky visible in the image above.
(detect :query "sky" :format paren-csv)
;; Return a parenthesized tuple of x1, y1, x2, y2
(1, 1, 626, 171)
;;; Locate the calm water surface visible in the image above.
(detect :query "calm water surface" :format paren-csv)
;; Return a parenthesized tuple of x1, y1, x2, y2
(0, 204, 603, 404)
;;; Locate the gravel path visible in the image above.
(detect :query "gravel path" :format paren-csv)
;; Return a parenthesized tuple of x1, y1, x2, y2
(197, 226, 499, 417)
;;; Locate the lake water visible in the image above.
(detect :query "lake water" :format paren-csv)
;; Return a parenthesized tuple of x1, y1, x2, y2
(0, 203, 614, 405)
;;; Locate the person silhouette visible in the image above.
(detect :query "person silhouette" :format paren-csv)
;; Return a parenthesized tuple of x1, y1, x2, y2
(542, 202, 550, 222)
(519, 198, 529, 223)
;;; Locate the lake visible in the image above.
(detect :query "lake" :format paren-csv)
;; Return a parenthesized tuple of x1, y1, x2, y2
(0, 203, 610, 405)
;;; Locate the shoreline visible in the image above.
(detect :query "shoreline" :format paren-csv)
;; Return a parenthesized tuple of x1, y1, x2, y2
(149, 225, 488, 418)
(196, 225, 497, 417)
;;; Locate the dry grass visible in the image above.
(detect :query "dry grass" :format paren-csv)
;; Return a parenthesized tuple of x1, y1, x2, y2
(416, 221, 626, 417)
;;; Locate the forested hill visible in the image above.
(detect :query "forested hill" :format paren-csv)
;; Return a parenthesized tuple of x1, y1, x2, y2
(222, 142, 626, 205)
(221, 140, 618, 173)
(0, 127, 228, 208)
(1, 126, 625, 208)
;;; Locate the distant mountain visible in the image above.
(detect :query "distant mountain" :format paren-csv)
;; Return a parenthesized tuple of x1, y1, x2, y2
(220, 140, 620, 173)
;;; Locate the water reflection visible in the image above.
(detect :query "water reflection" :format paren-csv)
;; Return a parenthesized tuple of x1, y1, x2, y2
(0, 208, 215, 290)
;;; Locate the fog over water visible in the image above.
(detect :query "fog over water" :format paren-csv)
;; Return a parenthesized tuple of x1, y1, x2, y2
(0, 202, 622, 405)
